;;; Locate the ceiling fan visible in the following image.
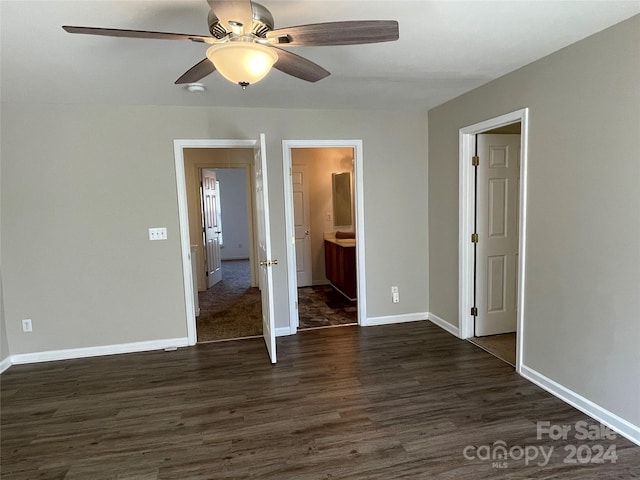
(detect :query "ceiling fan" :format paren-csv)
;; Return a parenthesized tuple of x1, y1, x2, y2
(63, 0, 399, 89)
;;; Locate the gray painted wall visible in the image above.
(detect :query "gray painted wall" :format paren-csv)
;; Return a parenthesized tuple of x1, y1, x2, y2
(0, 273, 9, 364)
(0, 150, 7, 363)
(428, 16, 640, 425)
(1, 104, 429, 355)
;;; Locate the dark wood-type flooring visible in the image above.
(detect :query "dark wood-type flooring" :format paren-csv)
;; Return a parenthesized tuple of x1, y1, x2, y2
(2, 322, 638, 479)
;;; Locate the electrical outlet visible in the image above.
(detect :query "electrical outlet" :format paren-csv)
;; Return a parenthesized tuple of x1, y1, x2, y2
(391, 286, 400, 303)
(148, 227, 167, 241)
(22, 319, 33, 332)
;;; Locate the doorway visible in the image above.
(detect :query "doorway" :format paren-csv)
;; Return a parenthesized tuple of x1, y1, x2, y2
(292, 147, 357, 330)
(458, 109, 529, 371)
(282, 140, 367, 334)
(173, 137, 277, 363)
(196, 166, 261, 343)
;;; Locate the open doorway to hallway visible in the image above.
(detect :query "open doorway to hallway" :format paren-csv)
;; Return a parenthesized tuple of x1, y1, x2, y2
(175, 136, 276, 362)
(183, 149, 262, 342)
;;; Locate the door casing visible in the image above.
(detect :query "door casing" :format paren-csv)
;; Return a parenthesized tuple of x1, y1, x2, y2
(458, 109, 529, 372)
(282, 140, 367, 334)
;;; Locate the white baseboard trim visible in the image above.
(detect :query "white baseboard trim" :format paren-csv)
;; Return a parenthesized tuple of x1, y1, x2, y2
(0, 356, 12, 373)
(520, 364, 640, 446)
(427, 312, 461, 338)
(363, 312, 428, 327)
(10, 337, 190, 366)
(276, 326, 294, 337)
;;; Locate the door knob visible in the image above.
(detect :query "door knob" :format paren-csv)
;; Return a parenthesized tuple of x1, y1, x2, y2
(305, 230, 310, 235)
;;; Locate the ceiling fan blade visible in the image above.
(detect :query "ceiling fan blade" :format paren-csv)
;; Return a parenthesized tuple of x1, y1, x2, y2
(272, 48, 330, 83)
(62, 26, 214, 44)
(175, 59, 217, 84)
(267, 20, 399, 46)
(207, 0, 254, 32)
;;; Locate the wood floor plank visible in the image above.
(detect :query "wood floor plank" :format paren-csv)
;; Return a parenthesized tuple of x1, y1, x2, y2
(2, 322, 639, 479)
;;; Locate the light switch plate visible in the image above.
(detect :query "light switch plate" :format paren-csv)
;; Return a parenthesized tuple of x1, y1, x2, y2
(149, 227, 167, 241)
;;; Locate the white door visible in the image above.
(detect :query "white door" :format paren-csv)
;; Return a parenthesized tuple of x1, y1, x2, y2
(292, 165, 312, 287)
(254, 134, 277, 363)
(202, 169, 222, 288)
(475, 134, 521, 336)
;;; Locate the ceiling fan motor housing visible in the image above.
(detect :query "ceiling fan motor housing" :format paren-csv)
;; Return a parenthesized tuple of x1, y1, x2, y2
(208, 2, 274, 38)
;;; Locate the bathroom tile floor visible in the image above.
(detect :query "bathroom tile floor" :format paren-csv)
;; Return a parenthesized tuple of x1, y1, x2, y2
(297, 285, 357, 330)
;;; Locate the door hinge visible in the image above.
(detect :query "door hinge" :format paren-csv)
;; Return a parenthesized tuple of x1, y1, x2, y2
(471, 307, 478, 316)
(260, 259, 279, 267)
(472, 156, 479, 167)
(289, 167, 292, 175)
(295, 301, 298, 310)
(471, 233, 479, 243)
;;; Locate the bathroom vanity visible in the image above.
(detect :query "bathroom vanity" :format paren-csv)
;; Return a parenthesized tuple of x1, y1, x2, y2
(324, 236, 357, 300)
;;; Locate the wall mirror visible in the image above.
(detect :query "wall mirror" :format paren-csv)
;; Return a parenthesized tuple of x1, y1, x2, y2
(332, 172, 353, 227)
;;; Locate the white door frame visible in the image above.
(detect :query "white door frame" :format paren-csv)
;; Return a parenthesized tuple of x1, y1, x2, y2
(174, 139, 257, 346)
(282, 140, 366, 334)
(458, 109, 529, 372)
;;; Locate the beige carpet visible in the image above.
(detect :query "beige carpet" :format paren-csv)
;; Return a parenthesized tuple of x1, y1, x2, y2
(196, 260, 262, 343)
(469, 333, 516, 367)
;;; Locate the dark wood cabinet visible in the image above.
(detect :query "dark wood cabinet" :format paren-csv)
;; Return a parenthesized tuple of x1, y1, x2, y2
(324, 239, 357, 300)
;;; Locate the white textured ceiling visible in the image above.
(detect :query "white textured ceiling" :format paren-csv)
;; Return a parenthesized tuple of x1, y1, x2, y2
(1, 1, 639, 110)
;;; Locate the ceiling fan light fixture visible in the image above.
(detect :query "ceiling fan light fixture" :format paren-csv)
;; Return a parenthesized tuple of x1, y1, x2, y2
(206, 42, 278, 87)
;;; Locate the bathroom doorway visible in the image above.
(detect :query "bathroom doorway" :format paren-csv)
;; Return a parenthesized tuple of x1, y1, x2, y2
(283, 140, 367, 334)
